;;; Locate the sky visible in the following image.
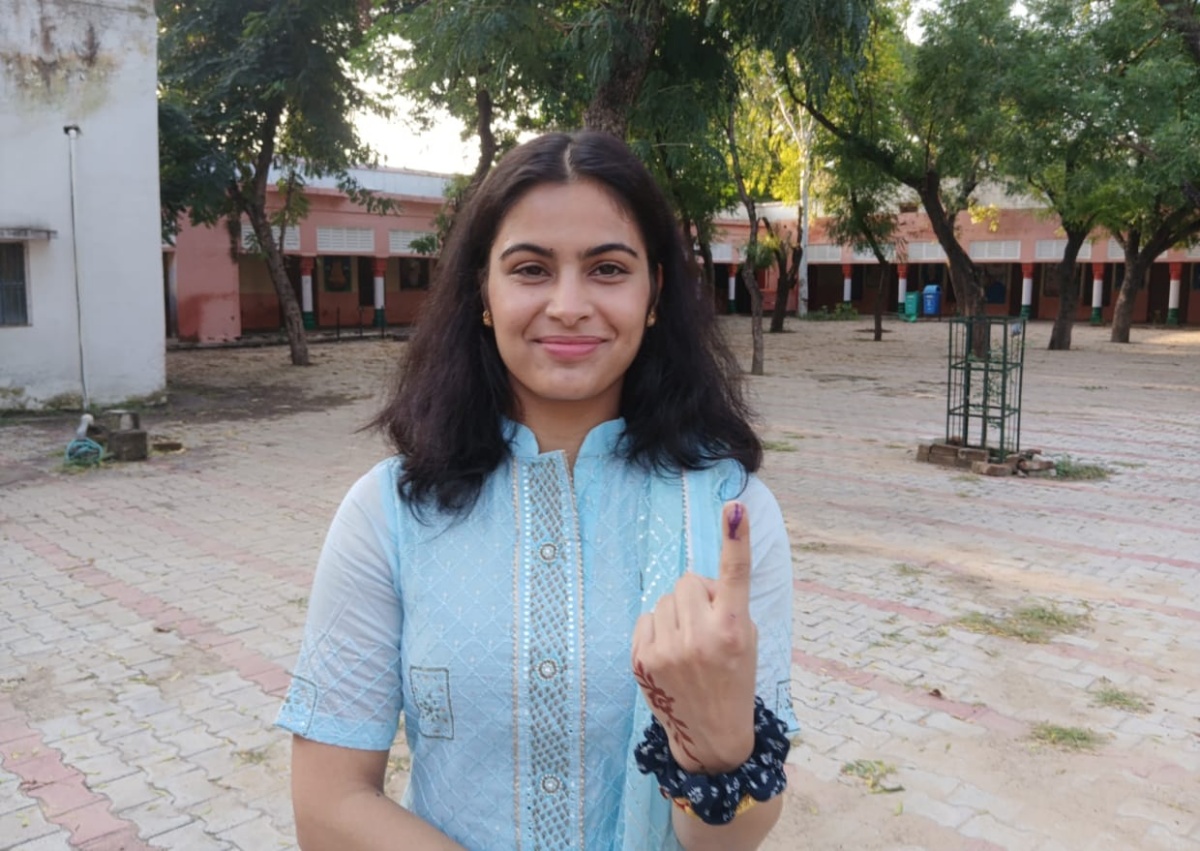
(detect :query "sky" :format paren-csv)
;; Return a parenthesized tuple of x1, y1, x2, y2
(355, 98, 477, 175)
(357, 1, 935, 175)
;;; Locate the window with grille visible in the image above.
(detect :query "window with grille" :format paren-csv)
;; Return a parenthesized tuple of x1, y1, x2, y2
(0, 243, 29, 326)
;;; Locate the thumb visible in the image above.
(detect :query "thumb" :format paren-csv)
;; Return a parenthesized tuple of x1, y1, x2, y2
(716, 501, 752, 616)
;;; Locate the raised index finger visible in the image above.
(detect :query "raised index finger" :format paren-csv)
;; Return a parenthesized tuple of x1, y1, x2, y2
(716, 501, 752, 617)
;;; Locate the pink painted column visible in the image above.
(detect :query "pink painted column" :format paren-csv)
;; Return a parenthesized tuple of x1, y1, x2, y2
(1020, 262, 1035, 318)
(896, 263, 909, 314)
(842, 263, 853, 304)
(373, 257, 388, 327)
(1168, 262, 1182, 325)
(1090, 262, 1105, 325)
(299, 256, 316, 329)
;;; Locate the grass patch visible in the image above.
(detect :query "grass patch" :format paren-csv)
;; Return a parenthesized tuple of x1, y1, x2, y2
(234, 748, 269, 765)
(841, 759, 903, 793)
(894, 563, 925, 577)
(794, 541, 829, 552)
(1053, 455, 1113, 481)
(762, 440, 798, 453)
(1091, 685, 1151, 713)
(1110, 460, 1146, 469)
(956, 603, 1089, 644)
(951, 473, 981, 483)
(1030, 723, 1105, 751)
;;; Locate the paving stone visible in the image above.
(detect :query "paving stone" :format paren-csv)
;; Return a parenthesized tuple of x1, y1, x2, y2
(0, 805, 64, 850)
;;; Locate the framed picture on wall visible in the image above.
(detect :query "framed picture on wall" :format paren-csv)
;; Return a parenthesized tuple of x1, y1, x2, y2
(323, 255, 352, 292)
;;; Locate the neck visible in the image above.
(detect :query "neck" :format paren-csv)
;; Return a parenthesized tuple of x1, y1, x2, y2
(515, 400, 619, 466)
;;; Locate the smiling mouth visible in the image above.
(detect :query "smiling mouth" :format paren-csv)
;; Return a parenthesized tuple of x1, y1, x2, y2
(537, 337, 606, 359)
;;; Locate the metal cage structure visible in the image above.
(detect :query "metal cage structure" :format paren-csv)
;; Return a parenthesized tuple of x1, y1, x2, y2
(946, 317, 1026, 460)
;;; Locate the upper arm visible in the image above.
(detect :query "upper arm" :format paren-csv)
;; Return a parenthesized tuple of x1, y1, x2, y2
(292, 734, 389, 800)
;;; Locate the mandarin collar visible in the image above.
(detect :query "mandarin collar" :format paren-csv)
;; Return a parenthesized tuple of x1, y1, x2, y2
(503, 417, 627, 460)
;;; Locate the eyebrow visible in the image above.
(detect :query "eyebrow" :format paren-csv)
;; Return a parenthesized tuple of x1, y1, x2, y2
(497, 242, 641, 261)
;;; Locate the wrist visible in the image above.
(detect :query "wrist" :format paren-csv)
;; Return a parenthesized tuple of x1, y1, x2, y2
(669, 728, 754, 775)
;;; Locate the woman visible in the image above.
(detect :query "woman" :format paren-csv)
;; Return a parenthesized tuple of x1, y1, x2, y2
(277, 131, 797, 850)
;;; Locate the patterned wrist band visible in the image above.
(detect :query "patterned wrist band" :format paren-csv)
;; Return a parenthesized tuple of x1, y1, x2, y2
(634, 697, 791, 826)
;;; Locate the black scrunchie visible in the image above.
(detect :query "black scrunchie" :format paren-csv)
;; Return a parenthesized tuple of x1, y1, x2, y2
(634, 697, 790, 826)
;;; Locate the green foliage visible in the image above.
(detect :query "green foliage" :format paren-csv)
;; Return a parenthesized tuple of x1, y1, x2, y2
(1030, 723, 1106, 751)
(1052, 456, 1113, 481)
(956, 603, 1089, 643)
(158, 0, 382, 227)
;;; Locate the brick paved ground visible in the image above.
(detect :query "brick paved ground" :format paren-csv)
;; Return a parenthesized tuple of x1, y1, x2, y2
(1, 318, 1198, 850)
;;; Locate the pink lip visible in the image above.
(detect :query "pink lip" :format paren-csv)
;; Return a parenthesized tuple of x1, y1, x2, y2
(538, 336, 605, 359)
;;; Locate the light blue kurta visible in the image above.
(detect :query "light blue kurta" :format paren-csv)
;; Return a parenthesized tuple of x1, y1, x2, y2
(277, 419, 797, 850)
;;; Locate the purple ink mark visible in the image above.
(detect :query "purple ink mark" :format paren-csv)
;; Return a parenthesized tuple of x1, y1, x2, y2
(728, 503, 744, 540)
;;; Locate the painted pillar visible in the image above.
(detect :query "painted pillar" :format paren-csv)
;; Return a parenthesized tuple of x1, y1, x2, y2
(728, 264, 738, 314)
(1020, 262, 1034, 319)
(300, 256, 316, 330)
(842, 263, 853, 304)
(896, 263, 908, 314)
(373, 257, 388, 328)
(1090, 262, 1104, 325)
(1167, 262, 1182, 325)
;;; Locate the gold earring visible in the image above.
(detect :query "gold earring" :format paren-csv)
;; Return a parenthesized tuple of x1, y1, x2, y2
(482, 309, 493, 328)
(646, 308, 657, 328)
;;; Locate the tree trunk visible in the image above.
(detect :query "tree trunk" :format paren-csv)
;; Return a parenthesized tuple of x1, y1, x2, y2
(1047, 229, 1088, 351)
(768, 242, 799, 333)
(740, 264, 765, 375)
(916, 183, 985, 316)
(724, 107, 764, 374)
(581, 3, 663, 139)
(247, 204, 310, 365)
(1109, 220, 1191, 342)
(467, 86, 498, 195)
(239, 100, 309, 365)
(1110, 251, 1149, 344)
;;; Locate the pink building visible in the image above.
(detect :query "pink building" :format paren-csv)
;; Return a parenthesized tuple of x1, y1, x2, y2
(169, 173, 1199, 344)
(711, 201, 1200, 326)
(167, 167, 450, 343)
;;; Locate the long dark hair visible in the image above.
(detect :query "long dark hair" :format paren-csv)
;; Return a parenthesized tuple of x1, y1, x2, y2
(373, 131, 761, 514)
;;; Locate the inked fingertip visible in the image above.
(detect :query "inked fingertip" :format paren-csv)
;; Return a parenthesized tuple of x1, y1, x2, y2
(728, 502, 745, 540)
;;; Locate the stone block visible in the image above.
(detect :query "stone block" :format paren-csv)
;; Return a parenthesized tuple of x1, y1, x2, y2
(956, 447, 989, 464)
(917, 444, 932, 462)
(971, 461, 1013, 477)
(1018, 458, 1056, 472)
(107, 429, 148, 462)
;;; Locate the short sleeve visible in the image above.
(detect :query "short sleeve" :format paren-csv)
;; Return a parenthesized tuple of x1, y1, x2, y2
(275, 459, 405, 751)
(741, 476, 800, 734)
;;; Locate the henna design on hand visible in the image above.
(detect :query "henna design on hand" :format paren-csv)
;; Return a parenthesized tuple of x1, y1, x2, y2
(633, 659, 707, 772)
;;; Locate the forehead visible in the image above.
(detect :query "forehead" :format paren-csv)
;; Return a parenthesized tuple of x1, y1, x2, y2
(491, 180, 644, 253)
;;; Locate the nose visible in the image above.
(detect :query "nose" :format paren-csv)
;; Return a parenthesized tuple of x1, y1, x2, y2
(545, 269, 592, 325)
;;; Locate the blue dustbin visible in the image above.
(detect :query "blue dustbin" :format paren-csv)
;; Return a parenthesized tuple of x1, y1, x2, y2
(922, 285, 942, 317)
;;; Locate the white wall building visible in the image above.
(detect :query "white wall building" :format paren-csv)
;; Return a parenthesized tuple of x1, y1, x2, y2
(0, 0, 164, 410)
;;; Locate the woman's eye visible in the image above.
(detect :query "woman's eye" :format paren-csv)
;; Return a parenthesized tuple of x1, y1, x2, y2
(593, 262, 627, 277)
(513, 264, 548, 278)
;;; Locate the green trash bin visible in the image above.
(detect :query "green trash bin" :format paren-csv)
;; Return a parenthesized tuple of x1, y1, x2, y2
(904, 292, 919, 322)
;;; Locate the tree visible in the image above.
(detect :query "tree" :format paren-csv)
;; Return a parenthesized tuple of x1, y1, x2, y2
(997, 0, 1113, 350)
(1086, 0, 1200, 342)
(786, 0, 1020, 319)
(725, 98, 768, 375)
(821, 142, 902, 343)
(366, 1, 558, 195)
(159, 0, 384, 365)
(1157, 0, 1200, 65)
